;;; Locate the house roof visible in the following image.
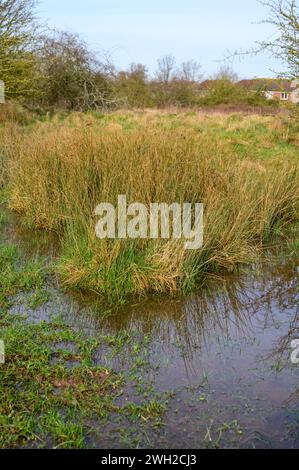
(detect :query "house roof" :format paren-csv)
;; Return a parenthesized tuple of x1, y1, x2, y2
(197, 78, 299, 93)
(238, 79, 294, 92)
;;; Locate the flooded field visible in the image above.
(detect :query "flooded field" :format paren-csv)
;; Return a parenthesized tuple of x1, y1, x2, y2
(3, 212, 299, 449)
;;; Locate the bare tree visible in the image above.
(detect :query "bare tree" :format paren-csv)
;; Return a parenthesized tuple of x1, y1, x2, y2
(0, 0, 37, 38)
(156, 54, 176, 84)
(214, 65, 239, 82)
(257, 0, 299, 77)
(36, 31, 117, 111)
(179, 59, 202, 82)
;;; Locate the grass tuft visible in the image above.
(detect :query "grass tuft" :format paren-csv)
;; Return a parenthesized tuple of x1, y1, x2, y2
(2, 110, 299, 301)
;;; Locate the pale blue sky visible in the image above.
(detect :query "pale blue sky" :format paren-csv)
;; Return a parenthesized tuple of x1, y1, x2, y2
(38, 0, 283, 79)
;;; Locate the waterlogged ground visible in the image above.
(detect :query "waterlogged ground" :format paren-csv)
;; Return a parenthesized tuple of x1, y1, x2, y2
(1, 211, 299, 448)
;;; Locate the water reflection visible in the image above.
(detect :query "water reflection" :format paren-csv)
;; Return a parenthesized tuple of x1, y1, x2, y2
(64, 258, 299, 447)
(4, 207, 299, 448)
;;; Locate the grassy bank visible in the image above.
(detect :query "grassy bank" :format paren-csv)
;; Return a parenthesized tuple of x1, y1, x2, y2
(2, 110, 299, 301)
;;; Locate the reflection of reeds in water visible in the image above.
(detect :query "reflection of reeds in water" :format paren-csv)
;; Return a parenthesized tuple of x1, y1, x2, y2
(0, 208, 60, 259)
(79, 257, 298, 374)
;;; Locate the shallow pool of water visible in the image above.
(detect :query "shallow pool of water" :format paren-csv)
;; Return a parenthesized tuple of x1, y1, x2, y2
(4, 211, 299, 448)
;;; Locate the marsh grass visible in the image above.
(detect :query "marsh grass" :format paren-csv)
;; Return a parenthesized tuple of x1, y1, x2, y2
(0, 205, 167, 448)
(3, 111, 299, 300)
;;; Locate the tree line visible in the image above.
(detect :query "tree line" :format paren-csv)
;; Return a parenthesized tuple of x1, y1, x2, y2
(0, 0, 297, 112)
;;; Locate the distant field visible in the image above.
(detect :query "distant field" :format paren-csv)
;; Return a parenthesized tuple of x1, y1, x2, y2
(1, 109, 298, 301)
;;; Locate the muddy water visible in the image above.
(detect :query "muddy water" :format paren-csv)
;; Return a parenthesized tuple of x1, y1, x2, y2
(4, 213, 299, 448)
(86, 261, 299, 448)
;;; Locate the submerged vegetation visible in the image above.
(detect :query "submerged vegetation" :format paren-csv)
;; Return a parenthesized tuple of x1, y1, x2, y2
(0, 219, 114, 447)
(0, 197, 298, 449)
(0, 208, 169, 448)
(1, 109, 298, 301)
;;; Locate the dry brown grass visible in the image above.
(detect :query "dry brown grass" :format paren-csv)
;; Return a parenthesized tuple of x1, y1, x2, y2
(3, 111, 299, 300)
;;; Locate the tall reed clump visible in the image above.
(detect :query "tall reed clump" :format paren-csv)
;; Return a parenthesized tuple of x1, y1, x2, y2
(4, 114, 299, 300)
